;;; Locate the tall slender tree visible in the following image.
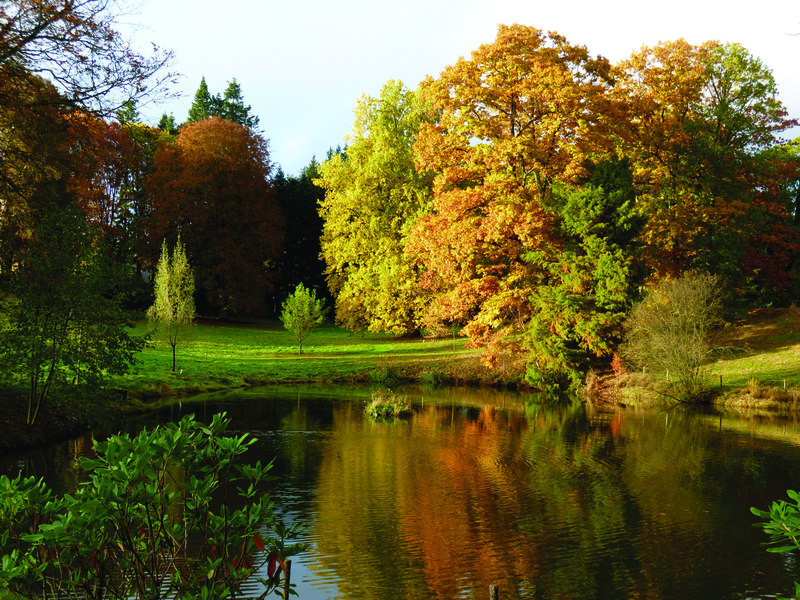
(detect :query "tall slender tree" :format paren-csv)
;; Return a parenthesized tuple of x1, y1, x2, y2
(147, 237, 195, 372)
(186, 77, 214, 123)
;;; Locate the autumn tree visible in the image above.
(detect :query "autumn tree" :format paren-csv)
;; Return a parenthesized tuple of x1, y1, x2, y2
(408, 24, 613, 360)
(280, 283, 328, 354)
(0, 0, 175, 115)
(147, 237, 195, 373)
(613, 41, 800, 300)
(317, 80, 434, 335)
(146, 117, 283, 315)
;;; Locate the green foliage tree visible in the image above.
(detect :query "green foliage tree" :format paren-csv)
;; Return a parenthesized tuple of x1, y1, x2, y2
(187, 76, 214, 123)
(620, 271, 722, 402)
(186, 77, 260, 128)
(280, 283, 328, 354)
(147, 236, 195, 373)
(0, 196, 146, 425)
(525, 157, 645, 391)
(317, 80, 433, 335)
(0, 412, 305, 599)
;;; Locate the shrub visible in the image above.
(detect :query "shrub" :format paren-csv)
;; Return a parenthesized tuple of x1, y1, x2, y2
(0, 413, 305, 600)
(418, 369, 449, 387)
(621, 271, 722, 403)
(369, 366, 401, 385)
(364, 389, 411, 419)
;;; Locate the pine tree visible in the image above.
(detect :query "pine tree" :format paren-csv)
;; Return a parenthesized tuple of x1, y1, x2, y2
(147, 237, 195, 372)
(187, 77, 214, 123)
(220, 78, 260, 128)
(157, 112, 178, 135)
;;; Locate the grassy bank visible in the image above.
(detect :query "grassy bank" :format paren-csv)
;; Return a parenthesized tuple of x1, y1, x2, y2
(615, 307, 800, 413)
(0, 319, 522, 451)
(118, 318, 520, 397)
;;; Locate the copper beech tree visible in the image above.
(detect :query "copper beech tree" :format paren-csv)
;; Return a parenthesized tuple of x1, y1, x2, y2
(146, 117, 283, 315)
(408, 24, 614, 362)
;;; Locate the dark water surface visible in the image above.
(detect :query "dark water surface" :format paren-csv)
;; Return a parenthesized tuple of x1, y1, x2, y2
(4, 384, 800, 600)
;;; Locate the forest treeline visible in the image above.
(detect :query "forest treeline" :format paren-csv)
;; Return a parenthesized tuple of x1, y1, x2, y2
(1, 6, 799, 401)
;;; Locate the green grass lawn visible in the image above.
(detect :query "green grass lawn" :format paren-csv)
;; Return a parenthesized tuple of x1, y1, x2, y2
(116, 318, 505, 398)
(617, 307, 800, 411)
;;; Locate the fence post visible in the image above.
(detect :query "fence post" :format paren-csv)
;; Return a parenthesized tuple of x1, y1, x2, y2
(282, 559, 292, 600)
(489, 584, 500, 600)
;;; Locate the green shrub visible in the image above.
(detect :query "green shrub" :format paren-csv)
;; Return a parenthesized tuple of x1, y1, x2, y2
(370, 366, 401, 385)
(0, 413, 305, 600)
(418, 369, 449, 387)
(364, 389, 411, 419)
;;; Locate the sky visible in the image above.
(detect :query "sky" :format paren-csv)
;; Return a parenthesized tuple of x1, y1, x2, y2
(126, 0, 800, 176)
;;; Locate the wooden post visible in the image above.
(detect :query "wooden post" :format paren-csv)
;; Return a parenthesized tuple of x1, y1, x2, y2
(489, 584, 500, 600)
(282, 559, 292, 600)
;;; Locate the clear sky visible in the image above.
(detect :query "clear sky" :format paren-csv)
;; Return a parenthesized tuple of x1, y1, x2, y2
(128, 0, 800, 176)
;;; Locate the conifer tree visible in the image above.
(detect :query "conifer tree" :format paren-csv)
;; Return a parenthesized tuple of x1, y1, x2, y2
(186, 77, 214, 123)
(147, 237, 195, 372)
(221, 78, 260, 128)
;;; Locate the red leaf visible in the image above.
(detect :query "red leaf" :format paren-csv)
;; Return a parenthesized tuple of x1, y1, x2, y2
(268, 552, 277, 577)
(253, 534, 265, 552)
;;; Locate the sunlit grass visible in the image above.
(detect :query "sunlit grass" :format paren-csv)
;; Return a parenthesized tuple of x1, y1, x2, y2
(115, 318, 497, 398)
(619, 308, 800, 410)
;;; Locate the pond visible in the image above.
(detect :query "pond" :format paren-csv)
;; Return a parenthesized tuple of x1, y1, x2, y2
(4, 384, 800, 600)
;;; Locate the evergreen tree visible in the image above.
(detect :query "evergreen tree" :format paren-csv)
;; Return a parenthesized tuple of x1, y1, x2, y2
(220, 78, 260, 128)
(157, 112, 178, 135)
(185, 77, 259, 128)
(525, 157, 646, 391)
(186, 76, 214, 123)
(147, 237, 195, 372)
(274, 158, 327, 308)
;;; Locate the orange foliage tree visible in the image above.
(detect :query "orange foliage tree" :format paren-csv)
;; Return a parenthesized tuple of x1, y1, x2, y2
(146, 117, 283, 315)
(408, 24, 613, 361)
(613, 40, 800, 300)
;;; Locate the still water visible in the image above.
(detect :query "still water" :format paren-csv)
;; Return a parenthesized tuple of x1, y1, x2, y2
(4, 384, 800, 600)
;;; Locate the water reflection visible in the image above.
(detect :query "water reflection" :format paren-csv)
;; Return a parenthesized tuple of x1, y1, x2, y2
(3, 385, 800, 600)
